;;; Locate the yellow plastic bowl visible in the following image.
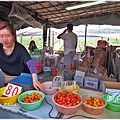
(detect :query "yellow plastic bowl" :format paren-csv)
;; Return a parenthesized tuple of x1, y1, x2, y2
(0, 87, 22, 105)
(59, 84, 79, 93)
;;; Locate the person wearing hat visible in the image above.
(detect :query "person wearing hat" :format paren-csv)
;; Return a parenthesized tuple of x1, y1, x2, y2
(57, 23, 78, 70)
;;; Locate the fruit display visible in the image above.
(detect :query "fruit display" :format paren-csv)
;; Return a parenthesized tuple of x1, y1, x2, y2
(18, 90, 45, 110)
(54, 91, 81, 106)
(21, 92, 42, 103)
(83, 96, 105, 107)
(52, 91, 82, 115)
(82, 94, 107, 115)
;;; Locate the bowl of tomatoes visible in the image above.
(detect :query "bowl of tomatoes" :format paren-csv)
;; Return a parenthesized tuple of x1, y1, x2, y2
(52, 91, 82, 115)
(82, 94, 107, 115)
(18, 90, 45, 111)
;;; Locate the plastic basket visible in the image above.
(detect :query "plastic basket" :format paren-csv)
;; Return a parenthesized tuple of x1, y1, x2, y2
(18, 90, 45, 110)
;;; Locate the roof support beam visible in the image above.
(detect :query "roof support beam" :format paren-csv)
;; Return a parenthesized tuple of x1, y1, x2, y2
(43, 20, 48, 47)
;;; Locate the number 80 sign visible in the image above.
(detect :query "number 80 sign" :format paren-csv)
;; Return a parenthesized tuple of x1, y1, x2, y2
(3, 83, 22, 97)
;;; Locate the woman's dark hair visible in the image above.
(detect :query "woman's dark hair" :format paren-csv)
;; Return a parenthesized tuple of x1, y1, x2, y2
(29, 40, 36, 46)
(0, 21, 17, 41)
(28, 40, 37, 52)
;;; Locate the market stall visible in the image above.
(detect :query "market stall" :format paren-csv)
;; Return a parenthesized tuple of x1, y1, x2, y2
(0, 48, 120, 119)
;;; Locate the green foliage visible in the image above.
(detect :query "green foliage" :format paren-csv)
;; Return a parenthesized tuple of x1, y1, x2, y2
(59, 46, 64, 50)
(17, 36, 43, 52)
(17, 35, 120, 53)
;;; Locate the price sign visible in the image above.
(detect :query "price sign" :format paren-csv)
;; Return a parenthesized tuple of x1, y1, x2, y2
(3, 83, 22, 97)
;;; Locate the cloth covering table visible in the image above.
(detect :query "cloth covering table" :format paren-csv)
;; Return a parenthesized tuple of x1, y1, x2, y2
(0, 68, 120, 119)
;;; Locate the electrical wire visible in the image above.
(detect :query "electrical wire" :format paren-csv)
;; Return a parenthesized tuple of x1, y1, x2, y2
(64, 115, 96, 119)
(45, 97, 96, 119)
(44, 97, 63, 119)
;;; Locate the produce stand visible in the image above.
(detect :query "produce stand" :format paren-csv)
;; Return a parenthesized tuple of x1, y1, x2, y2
(0, 68, 120, 119)
(0, 88, 120, 119)
(0, 95, 59, 119)
(63, 88, 120, 119)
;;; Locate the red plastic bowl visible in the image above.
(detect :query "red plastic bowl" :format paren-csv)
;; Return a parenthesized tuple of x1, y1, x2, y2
(52, 91, 82, 115)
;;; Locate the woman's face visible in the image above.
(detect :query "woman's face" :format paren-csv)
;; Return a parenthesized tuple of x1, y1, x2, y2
(0, 28, 14, 47)
(31, 42, 35, 46)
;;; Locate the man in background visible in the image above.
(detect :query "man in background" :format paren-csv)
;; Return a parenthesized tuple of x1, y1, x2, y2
(57, 23, 78, 70)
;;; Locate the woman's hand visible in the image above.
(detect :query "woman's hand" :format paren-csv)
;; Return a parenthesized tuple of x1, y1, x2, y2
(33, 79, 45, 91)
(32, 73, 45, 91)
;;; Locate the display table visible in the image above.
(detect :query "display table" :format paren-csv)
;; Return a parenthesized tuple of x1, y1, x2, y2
(0, 88, 120, 119)
(0, 68, 120, 119)
(63, 88, 120, 119)
(0, 95, 59, 119)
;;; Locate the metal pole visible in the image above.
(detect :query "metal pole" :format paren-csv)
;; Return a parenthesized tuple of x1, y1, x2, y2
(43, 21, 48, 48)
(48, 26, 51, 47)
(20, 36, 22, 44)
(52, 31, 54, 51)
(84, 24, 88, 51)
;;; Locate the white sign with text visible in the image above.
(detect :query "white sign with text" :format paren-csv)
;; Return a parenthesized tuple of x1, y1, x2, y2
(3, 83, 22, 97)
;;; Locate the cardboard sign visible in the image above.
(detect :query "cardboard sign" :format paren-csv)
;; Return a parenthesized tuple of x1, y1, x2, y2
(74, 70, 86, 87)
(84, 73, 99, 89)
(3, 83, 22, 97)
(102, 81, 120, 92)
(100, 76, 117, 90)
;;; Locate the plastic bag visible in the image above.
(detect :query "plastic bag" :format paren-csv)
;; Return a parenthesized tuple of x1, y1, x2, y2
(8, 2, 43, 29)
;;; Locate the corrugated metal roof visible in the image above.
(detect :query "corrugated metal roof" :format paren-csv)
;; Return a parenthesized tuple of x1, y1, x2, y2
(0, 1, 120, 29)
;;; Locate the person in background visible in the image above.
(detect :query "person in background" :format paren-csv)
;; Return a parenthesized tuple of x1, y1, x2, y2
(0, 21, 44, 91)
(28, 40, 37, 53)
(57, 23, 78, 70)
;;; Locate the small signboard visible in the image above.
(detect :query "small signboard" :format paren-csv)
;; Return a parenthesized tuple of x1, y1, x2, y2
(3, 83, 22, 97)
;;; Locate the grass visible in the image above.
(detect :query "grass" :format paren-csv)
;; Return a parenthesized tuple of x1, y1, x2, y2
(17, 36, 120, 52)
(17, 36, 43, 51)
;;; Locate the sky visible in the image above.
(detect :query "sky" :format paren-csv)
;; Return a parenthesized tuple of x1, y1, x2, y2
(17, 24, 120, 36)
(51, 24, 120, 34)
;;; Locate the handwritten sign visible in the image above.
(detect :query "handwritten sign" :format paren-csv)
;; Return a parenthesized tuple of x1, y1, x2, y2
(3, 83, 22, 97)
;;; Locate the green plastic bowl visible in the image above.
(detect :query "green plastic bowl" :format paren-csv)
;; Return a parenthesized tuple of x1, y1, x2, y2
(18, 90, 45, 111)
(102, 94, 120, 112)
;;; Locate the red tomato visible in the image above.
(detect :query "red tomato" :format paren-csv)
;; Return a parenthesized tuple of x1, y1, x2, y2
(64, 102, 68, 106)
(54, 91, 81, 107)
(68, 103, 73, 106)
(77, 96, 81, 101)
(73, 102, 77, 106)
